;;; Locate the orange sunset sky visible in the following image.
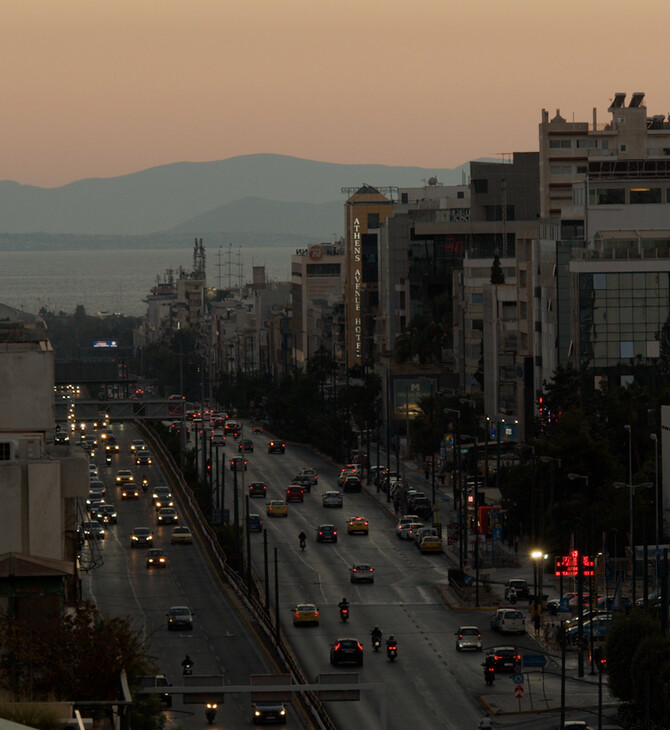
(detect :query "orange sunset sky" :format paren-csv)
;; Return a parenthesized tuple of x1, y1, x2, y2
(4, 0, 670, 188)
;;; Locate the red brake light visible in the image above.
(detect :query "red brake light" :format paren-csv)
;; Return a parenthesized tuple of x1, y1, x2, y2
(334, 642, 341, 651)
(356, 642, 364, 651)
(333, 530, 337, 535)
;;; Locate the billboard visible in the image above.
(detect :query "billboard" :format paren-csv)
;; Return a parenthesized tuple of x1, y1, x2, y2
(392, 377, 437, 420)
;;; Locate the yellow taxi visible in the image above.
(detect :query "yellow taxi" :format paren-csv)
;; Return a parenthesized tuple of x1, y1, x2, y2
(420, 535, 443, 553)
(293, 603, 319, 626)
(267, 499, 288, 517)
(347, 516, 369, 535)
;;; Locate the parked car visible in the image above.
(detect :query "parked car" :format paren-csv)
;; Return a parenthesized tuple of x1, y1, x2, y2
(490, 608, 525, 634)
(419, 535, 443, 554)
(413, 526, 438, 547)
(565, 617, 612, 644)
(504, 579, 530, 601)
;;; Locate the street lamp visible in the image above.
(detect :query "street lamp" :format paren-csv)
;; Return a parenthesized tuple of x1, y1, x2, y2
(530, 549, 547, 616)
(444, 408, 462, 568)
(567, 473, 589, 487)
(614, 479, 653, 605)
(651, 433, 660, 573)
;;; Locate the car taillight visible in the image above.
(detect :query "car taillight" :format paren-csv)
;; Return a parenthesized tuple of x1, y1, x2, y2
(356, 642, 364, 651)
(334, 642, 341, 651)
(364, 521, 368, 526)
(333, 530, 337, 535)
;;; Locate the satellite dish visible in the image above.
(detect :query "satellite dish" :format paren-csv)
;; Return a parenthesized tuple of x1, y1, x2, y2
(428, 177, 438, 186)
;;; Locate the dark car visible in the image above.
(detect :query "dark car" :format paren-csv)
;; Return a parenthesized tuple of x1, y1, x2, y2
(350, 563, 374, 583)
(146, 548, 167, 568)
(95, 504, 118, 525)
(504, 579, 530, 601)
(267, 440, 285, 454)
(286, 485, 304, 503)
(316, 524, 338, 543)
(485, 646, 521, 672)
(230, 456, 248, 471)
(239, 439, 254, 452)
(248, 513, 263, 532)
(330, 638, 364, 667)
(291, 475, 312, 492)
(135, 450, 153, 466)
(252, 702, 287, 725)
(342, 475, 362, 493)
(249, 482, 267, 498)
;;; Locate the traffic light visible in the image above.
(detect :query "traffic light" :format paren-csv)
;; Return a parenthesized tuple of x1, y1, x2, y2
(206, 459, 211, 472)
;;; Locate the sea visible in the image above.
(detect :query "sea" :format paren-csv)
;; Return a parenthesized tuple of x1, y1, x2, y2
(0, 244, 295, 318)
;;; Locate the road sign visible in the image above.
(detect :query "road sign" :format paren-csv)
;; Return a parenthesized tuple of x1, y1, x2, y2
(514, 684, 524, 699)
(511, 673, 524, 684)
(250, 674, 291, 702)
(522, 653, 547, 668)
(315, 673, 360, 701)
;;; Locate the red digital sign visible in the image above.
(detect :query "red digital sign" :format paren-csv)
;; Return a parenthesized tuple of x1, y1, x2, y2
(554, 550, 594, 577)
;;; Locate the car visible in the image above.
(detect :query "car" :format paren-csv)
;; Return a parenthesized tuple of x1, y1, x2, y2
(251, 426, 264, 434)
(268, 440, 285, 454)
(248, 513, 263, 532)
(316, 524, 337, 542)
(547, 592, 579, 615)
(171, 526, 193, 544)
(230, 456, 248, 471)
(239, 439, 254, 452)
(89, 478, 106, 494)
(342, 475, 362, 493)
(350, 563, 374, 583)
(330, 638, 364, 666)
(505, 579, 530, 601)
(54, 430, 70, 444)
(167, 605, 193, 631)
(105, 435, 120, 452)
(596, 595, 632, 613)
(347, 516, 369, 534)
(565, 617, 612, 645)
(292, 603, 319, 626)
(87, 498, 104, 515)
(130, 527, 154, 548)
(395, 515, 420, 537)
(135, 451, 153, 466)
(249, 482, 267, 498)
(338, 464, 361, 485)
(398, 521, 424, 540)
(291, 474, 313, 492)
(157, 507, 178, 525)
(455, 626, 482, 651)
(95, 504, 118, 525)
(286, 485, 304, 503)
(122, 485, 140, 500)
(81, 521, 105, 540)
(409, 496, 432, 519)
(252, 702, 287, 725)
(414, 526, 438, 547)
(485, 646, 521, 672)
(115, 469, 134, 485)
(419, 535, 443, 553)
(322, 490, 343, 508)
(146, 548, 167, 568)
(130, 439, 146, 453)
(89, 464, 99, 477)
(211, 430, 226, 445)
(152, 487, 174, 510)
(299, 468, 318, 485)
(267, 499, 288, 517)
(86, 487, 105, 506)
(490, 608, 526, 634)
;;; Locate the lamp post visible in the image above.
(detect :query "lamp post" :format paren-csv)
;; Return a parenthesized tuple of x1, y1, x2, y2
(531, 549, 546, 618)
(614, 478, 653, 605)
(444, 408, 462, 568)
(567, 473, 589, 488)
(651, 432, 660, 586)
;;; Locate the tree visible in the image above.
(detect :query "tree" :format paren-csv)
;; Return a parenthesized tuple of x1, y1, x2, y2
(490, 255, 505, 284)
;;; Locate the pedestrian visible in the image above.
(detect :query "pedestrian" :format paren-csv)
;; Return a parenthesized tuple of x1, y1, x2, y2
(533, 612, 541, 638)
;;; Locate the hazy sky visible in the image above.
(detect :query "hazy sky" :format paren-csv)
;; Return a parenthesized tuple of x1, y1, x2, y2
(4, 0, 669, 188)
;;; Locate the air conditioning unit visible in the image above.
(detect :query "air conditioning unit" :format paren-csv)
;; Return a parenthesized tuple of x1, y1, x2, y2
(18, 435, 43, 460)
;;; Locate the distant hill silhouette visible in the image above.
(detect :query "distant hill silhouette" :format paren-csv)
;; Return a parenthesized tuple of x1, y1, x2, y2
(0, 153, 474, 236)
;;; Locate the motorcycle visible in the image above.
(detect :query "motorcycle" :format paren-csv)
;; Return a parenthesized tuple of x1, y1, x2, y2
(141, 478, 149, 493)
(386, 642, 398, 662)
(205, 703, 218, 724)
(372, 635, 381, 652)
(339, 606, 349, 623)
(299, 538, 306, 551)
(105, 455, 112, 466)
(182, 662, 193, 677)
(484, 666, 495, 686)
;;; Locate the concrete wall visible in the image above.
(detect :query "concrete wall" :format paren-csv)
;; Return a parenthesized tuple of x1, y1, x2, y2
(0, 344, 54, 432)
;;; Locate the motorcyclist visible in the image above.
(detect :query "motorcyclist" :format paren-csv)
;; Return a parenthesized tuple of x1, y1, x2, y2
(338, 597, 349, 610)
(371, 626, 382, 643)
(141, 474, 149, 492)
(298, 531, 307, 549)
(478, 714, 493, 729)
(386, 635, 396, 648)
(181, 655, 193, 673)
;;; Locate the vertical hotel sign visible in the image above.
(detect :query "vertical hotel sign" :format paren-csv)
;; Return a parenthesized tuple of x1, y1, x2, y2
(350, 216, 362, 367)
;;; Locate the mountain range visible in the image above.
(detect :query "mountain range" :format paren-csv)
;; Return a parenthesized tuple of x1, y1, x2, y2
(0, 153, 472, 242)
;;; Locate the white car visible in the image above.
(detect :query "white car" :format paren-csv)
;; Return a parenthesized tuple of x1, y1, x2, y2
(395, 515, 420, 537)
(322, 490, 343, 508)
(455, 626, 482, 651)
(398, 522, 424, 540)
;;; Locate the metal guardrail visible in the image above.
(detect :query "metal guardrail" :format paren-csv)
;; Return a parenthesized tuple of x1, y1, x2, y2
(136, 422, 337, 730)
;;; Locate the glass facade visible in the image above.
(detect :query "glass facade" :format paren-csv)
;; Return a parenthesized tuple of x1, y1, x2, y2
(579, 271, 669, 366)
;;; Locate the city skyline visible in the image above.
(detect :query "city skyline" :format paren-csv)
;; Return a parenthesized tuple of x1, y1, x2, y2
(5, 0, 670, 189)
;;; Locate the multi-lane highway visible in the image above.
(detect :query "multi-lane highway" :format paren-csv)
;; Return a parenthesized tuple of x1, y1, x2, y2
(79, 420, 544, 729)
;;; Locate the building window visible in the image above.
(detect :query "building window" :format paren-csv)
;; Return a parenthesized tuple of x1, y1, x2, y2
(0, 443, 10, 461)
(457, 191, 465, 198)
(620, 341, 634, 359)
(589, 188, 625, 205)
(472, 179, 488, 193)
(629, 187, 662, 204)
(368, 213, 380, 228)
(593, 273, 607, 290)
(620, 144, 628, 152)
(471, 292, 483, 304)
(601, 140, 609, 150)
(549, 139, 571, 149)
(576, 138, 598, 148)
(576, 165, 587, 174)
(471, 319, 483, 331)
(306, 264, 341, 277)
(550, 165, 572, 174)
